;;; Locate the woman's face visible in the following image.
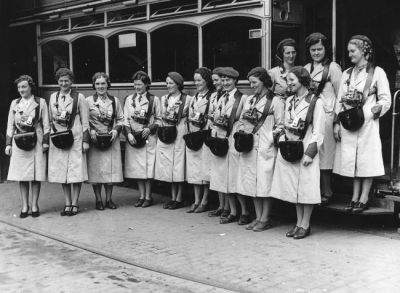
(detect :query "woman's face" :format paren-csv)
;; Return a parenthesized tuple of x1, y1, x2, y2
(249, 76, 265, 96)
(286, 72, 302, 94)
(212, 74, 222, 92)
(194, 73, 208, 92)
(58, 75, 73, 92)
(222, 76, 236, 92)
(134, 79, 147, 95)
(166, 76, 179, 94)
(348, 43, 365, 65)
(283, 45, 297, 66)
(309, 41, 326, 63)
(94, 76, 108, 96)
(17, 80, 31, 98)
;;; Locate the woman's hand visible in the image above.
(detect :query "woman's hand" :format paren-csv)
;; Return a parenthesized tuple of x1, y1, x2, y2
(5, 145, 12, 156)
(333, 123, 341, 142)
(127, 133, 136, 145)
(109, 130, 118, 142)
(90, 129, 97, 142)
(142, 128, 150, 139)
(371, 104, 383, 119)
(303, 155, 313, 166)
(83, 142, 90, 153)
(43, 144, 49, 153)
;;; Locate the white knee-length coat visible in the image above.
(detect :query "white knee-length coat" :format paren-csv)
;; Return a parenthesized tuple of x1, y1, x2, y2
(86, 94, 124, 184)
(6, 96, 50, 182)
(270, 93, 325, 204)
(236, 94, 285, 197)
(304, 62, 342, 170)
(269, 66, 289, 98)
(124, 92, 161, 179)
(333, 66, 391, 177)
(154, 93, 191, 183)
(48, 91, 89, 183)
(209, 88, 246, 194)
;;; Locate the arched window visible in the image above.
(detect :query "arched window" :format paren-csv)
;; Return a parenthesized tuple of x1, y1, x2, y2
(151, 24, 198, 82)
(72, 36, 105, 83)
(108, 30, 147, 83)
(203, 16, 262, 80)
(41, 40, 69, 84)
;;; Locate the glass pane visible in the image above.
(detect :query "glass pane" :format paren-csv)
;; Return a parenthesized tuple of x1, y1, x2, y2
(151, 24, 198, 82)
(109, 31, 147, 83)
(41, 19, 69, 34)
(203, 17, 261, 80)
(71, 14, 104, 30)
(72, 36, 105, 83)
(107, 7, 146, 24)
(42, 40, 70, 84)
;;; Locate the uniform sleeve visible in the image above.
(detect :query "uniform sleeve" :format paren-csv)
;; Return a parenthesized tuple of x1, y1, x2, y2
(6, 100, 16, 146)
(235, 94, 247, 120)
(78, 93, 90, 143)
(48, 93, 55, 133)
(113, 97, 124, 134)
(334, 70, 349, 120)
(182, 94, 191, 118)
(329, 62, 343, 96)
(305, 98, 326, 158)
(375, 67, 391, 118)
(123, 95, 132, 136)
(40, 99, 50, 145)
(273, 96, 285, 130)
(149, 96, 161, 134)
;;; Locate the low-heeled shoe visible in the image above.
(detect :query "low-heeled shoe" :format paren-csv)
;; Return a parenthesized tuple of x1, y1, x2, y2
(31, 209, 40, 218)
(186, 204, 199, 213)
(286, 225, 299, 237)
(293, 227, 311, 239)
(352, 202, 368, 214)
(253, 221, 272, 232)
(96, 201, 104, 210)
(163, 200, 175, 209)
(238, 214, 252, 225)
(142, 199, 153, 208)
(246, 220, 259, 230)
(134, 198, 145, 207)
(208, 209, 223, 217)
(169, 201, 185, 210)
(220, 214, 237, 224)
(344, 201, 356, 212)
(194, 204, 208, 213)
(19, 210, 29, 219)
(220, 210, 230, 218)
(105, 200, 117, 209)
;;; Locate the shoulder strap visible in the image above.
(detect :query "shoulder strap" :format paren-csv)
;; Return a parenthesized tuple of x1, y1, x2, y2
(108, 94, 116, 131)
(252, 91, 273, 134)
(33, 96, 41, 126)
(299, 93, 318, 140)
(177, 93, 187, 124)
(362, 64, 375, 104)
(315, 62, 330, 96)
(146, 92, 155, 122)
(68, 91, 79, 130)
(227, 90, 243, 136)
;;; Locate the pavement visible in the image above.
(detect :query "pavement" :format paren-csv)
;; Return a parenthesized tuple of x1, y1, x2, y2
(0, 181, 400, 293)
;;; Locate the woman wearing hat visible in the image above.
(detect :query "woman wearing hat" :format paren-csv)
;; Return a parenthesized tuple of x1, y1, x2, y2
(270, 66, 325, 239)
(269, 38, 297, 98)
(304, 33, 342, 204)
(333, 35, 391, 213)
(86, 72, 124, 210)
(5, 75, 50, 218)
(155, 72, 191, 210)
(209, 67, 250, 225)
(235, 67, 285, 231)
(48, 68, 89, 216)
(124, 71, 161, 208)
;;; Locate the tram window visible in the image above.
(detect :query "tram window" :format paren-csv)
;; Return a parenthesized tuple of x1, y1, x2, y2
(108, 31, 147, 83)
(42, 40, 70, 84)
(72, 36, 105, 83)
(151, 24, 198, 82)
(203, 16, 262, 80)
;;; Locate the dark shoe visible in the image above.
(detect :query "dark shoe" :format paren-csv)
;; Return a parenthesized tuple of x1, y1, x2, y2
(208, 209, 223, 217)
(19, 206, 29, 219)
(194, 204, 208, 213)
(246, 220, 259, 230)
(105, 200, 117, 209)
(186, 204, 199, 213)
(142, 199, 153, 208)
(69, 205, 79, 216)
(293, 227, 311, 239)
(286, 225, 299, 237)
(96, 201, 104, 210)
(220, 214, 237, 224)
(320, 196, 331, 206)
(31, 208, 40, 218)
(344, 201, 356, 212)
(352, 202, 368, 214)
(220, 209, 230, 218)
(253, 220, 273, 232)
(163, 200, 175, 209)
(60, 205, 71, 216)
(238, 214, 252, 225)
(169, 201, 185, 210)
(134, 198, 145, 207)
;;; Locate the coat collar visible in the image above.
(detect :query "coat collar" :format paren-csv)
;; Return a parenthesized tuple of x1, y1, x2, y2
(94, 93, 113, 108)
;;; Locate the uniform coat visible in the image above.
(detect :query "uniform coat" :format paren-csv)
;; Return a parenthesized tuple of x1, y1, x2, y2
(185, 91, 217, 184)
(209, 88, 246, 194)
(269, 66, 289, 98)
(333, 66, 391, 177)
(124, 92, 161, 179)
(48, 91, 89, 183)
(154, 93, 191, 182)
(6, 96, 50, 181)
(270, 93, 325, 204)
(86, 94, 124, 183)
(304, 62, 342, 170)
(236, 94, 285, 197)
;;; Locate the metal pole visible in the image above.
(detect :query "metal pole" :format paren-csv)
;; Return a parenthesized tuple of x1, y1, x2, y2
(332, 0, 337, 62)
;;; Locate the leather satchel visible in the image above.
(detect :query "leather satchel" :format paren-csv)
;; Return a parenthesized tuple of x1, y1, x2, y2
(278, 140, 304, 162)
(128, 131, 147, 148)
(14, 132, 37, 151)
(94, 133, 113, 150)
(157, 125, 177, 144)
(208, 136, 229, 157)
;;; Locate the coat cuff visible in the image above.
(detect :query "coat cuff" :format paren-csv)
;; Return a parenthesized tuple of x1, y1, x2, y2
(124, 126, 132, 137)
(43, 133, 49, 145)
(305, 142, 318, 159)
(83, 129, 90, 143)
(6, 135, 12, 146)
(148, 123, 159, 134)
(113, 125, 122, 135)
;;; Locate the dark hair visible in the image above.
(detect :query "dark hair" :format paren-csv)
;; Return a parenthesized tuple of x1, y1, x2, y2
(92, 72, 111, 90)
(14, 75, 36, 94)
(305, 32, 331, 64)
(132, 70, 151, 90)
(55, 67, 74, 82)
(194, 67, 215, 92)
(247, 67, 273, 88)
(276, 38, 297, 61)
(288, 66, 311, 88)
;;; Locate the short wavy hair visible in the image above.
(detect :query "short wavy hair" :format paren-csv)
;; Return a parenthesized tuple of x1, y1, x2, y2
(288, 66, 311, 88)
(55, 67, 74, 82)
(305, 32, 331, 64)
(194, 67, 215, 92)
(92, 72, 111, 89)
(132, 71, 151, 90)
(247, 67, 273, 88)
(14, 75, 36, 93)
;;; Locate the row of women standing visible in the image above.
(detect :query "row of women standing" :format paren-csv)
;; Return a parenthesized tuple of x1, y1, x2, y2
(5, 32, 391, 240)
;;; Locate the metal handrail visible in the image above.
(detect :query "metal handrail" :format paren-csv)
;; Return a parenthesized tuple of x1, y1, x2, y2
(390, 89, 400, 190)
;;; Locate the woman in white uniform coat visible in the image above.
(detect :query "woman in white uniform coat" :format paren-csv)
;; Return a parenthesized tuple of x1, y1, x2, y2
(271, 67, 325, 239)
(5, 75, 50, 218)
(333, 35, 391, 213)
(304, 33, 342, 204)
(124, 71, 161, 208)
(87, 72, 124, 210)
(155, 72, 191, 210)
(185, 68, 216, 213)
(236, 67, 285, 231)
(48, 68, 90, 216)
